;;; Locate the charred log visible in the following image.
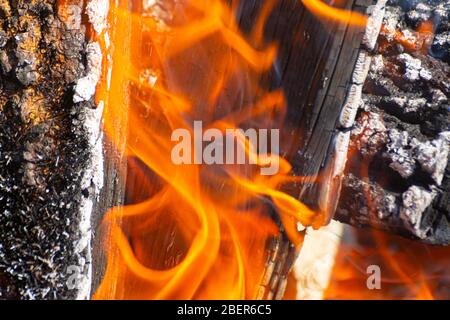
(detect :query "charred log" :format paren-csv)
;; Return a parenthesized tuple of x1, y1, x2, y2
(0, 0, 111, 299)
(0, 0, 447, 301)
(236, 0, 375, 298)
(335, 0, 450, 245)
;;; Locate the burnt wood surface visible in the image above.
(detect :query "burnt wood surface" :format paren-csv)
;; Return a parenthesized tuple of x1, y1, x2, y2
(0, 0, 94, 299)
(236, 0, 373, 299)
(0, 0, 124, 300)
(95, 0, 372, 300)
(3, 0, 447, 301)
(335, 0, 450, 245)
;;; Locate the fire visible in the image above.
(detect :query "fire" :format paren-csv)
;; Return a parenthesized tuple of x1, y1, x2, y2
(300, 0, 367, 27)
(323, 123, 448, 300)
(323, 13, 449, 300)
(325, 227, 450, 300)
(88, 0, 448, 301)
(92, 0, 323, 299)
(380, 20, 434, 53)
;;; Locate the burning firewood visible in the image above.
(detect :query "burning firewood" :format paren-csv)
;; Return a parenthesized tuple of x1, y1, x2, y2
(334, 0, 450, 245)
(0, 0, 110, 299)
(0, 0, 448, 301)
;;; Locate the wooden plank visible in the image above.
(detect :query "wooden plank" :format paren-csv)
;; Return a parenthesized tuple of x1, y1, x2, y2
(235, 0, 373, 299)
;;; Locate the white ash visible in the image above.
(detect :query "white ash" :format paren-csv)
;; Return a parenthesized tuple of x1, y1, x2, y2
(396, 52, 433, 82)
(363, 0, 387, 51)
(339, 84, 363, 128)
(388, 96, 427, 113)
(378, 193, 397, 219)
(434, 1, 450, 19)
(432, 32, 450, 61)
(74, 0, 108, 299)
(385, 128, 449, 185)
(370, 54, 384, 74)
(415, 132, 450, 185)
(415, 3, 431, 15)
(75, 199, 93, 299)
(406, 3, 432, 26)
(380, 6, 401, 42)
(431, 89, 448, 104)
(405, 97, 427, 113)
(400, 29, 418, 44)
(73, 42, 102, 103)
(419, 68, 432, 81)
(75, 0, 109, 298)
(352, 51, 372, 85)
(351, 111, 387, 157)
(86, 0, 109, 35)
(75, 100, 104, 300)
(384, 129, 418, 178)
(397, 53, 422, 82)
(400, 185, 437, 239)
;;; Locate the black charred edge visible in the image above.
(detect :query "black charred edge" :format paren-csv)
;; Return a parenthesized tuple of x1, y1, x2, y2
(258, 206, 299, 300)
(335, 0, 450, 245)
(0, 1, 93, 299)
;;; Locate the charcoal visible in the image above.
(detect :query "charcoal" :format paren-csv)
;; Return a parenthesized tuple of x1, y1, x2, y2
(335, 0, 450, 245)
(0, 0, 101, 299)
(431, 32, 450, 63)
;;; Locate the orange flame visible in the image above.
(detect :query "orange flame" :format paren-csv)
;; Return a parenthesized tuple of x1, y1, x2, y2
(325, 227, 450, 300)
(92, 0, 326, 300)
(300, 0, 367, 27)
(380, 20, 434, 53)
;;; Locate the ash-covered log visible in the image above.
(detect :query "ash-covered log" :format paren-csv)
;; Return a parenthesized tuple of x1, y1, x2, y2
(334, 0, 450, 245)
(0, 0, 115, 299)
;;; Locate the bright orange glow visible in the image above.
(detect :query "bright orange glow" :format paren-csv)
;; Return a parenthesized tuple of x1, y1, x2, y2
(326, 227, 450, 299)
(93, 0, 323, 300)
(381, 20, 434, 53)
(300, 0, 367, 27)
(87, 0, 447, 301)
